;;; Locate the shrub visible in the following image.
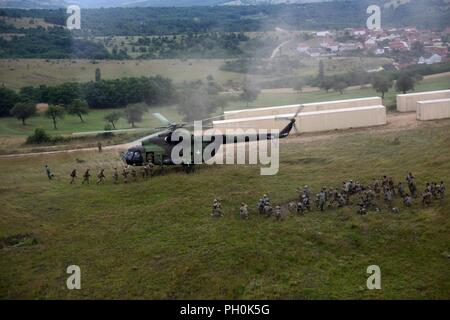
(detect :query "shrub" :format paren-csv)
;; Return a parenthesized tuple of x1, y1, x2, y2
(26, 128, 52, 144)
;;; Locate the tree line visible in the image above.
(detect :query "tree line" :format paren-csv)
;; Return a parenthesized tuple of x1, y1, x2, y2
(1, 1, 449, 37)
(0, 75, 177, 127)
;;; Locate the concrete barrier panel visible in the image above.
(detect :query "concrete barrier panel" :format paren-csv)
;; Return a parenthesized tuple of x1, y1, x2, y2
(397, 90, 450, 112)
(224, 97, 382, 120)
(416, 99, 450, 121)
(214, 105, 387, 133)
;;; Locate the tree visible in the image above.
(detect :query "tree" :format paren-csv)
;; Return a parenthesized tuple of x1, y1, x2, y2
(122, 105, 144, 128)
(239, 81, 260, 107)
(104, 111, 121, 129)
(332, 81, 348, 94)
(45, 105, 65, 130)
(371, 74, 393, 99)
(67, 99, 89, 122)
(95, 68, 101, 82)
(395, 74, 416, 94)
(0, 87, 20, 117)
(319, 77, 333, 93)
(411, 41, 425, 57)
(318, 60, 325, 80)
(10, 101, 36, 125)
(293, 80, 304, 94)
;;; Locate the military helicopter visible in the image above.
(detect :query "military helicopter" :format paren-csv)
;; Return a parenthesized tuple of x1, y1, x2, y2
(123, 106, 303, 171)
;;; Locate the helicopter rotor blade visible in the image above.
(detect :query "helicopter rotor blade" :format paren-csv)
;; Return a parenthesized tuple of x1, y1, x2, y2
(153, 113, 172, 126)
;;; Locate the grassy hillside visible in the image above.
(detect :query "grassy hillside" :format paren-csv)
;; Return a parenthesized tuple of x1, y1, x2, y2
(1, 121, 449, 299)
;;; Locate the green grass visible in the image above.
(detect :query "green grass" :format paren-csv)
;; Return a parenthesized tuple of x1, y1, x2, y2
(0, 122, 449, 299)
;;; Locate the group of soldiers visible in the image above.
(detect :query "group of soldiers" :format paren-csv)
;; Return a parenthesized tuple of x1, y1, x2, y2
(67, 163, 156, 185)
(211, 172, 445, 219)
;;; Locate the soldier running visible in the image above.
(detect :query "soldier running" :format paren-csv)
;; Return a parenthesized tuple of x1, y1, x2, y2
(82, 169, 91, 185)
(96, 169, 106, 185)
(70, 169, 77, 184)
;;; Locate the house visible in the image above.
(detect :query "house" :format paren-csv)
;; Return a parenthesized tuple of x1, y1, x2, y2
(352, 28, 367, 36)
(306, 47, 324, 57)
(419, 54, 442, 65)
(297, 44, 310, 54)
(339, 42, 362, 52)
(321, 42, 339, 52)
(389, 39, 409, 52)
(316, 31, 332, 37)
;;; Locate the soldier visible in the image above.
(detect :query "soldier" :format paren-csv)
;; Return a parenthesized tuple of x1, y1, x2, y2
(131, 165, 137, 181)
(149, 162, 155, 177)
(431, 182, 438, 199)
(406, 172, 417, 197)
(211, 199, 222, 217)
(422, 190, 432, 207)
(96, 169, 106, 185)
(274, 205, 282, 221)
(240, 203, 249, 219)
(44, 165, 54, 180)
(437, 181, 445, 200)
(82, 169, 91, 185)
(70, 169, 77, 184)
(337, 193, 346, 208)
(373, 178, 381, 197)
(403, 194, 412, 207)
(97, 142, 102, 153)
(384, 188, 393, 206)
(112, 168, 119, 184)
(122, 166, 129, 183)
(142, 164, 150, 179)
(388, 177, 395, 194)
(303, 186, 310, 199)
(263, 202, 273, 216)
(302, 194, 310, 211)
(288, 201, 297, 213)
(397, 182, 405, 198)
(318, 189, 326, 211)
(297, 200, 306, 214)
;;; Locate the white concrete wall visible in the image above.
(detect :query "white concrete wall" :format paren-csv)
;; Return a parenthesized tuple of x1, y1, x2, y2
(214, 105, 387, 134)
(397, 90, 450, 112)
(416, 99, 450, 121)
(224, 97, 382, 120)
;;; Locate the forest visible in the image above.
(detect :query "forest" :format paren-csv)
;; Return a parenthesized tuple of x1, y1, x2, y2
(1, 0, 449, 36)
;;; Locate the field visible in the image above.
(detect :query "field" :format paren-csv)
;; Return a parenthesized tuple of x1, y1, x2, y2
(1, 120, 449, 299)
(0, 56, 392, 90)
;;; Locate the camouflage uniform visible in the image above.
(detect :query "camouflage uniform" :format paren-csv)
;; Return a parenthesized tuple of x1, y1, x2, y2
(403, 194, 412, 207)
(122, 167, 129, 183)
(240, 203, 249, 219)
(274, 205, 282, 220)
(96, 169, 106, 185)
(82, 169, 91, 185)
(70, 169, 77, 184)
(112, 168, 119, 184)
(211, 199, 223, 217)
(45, 165, 54, 180)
